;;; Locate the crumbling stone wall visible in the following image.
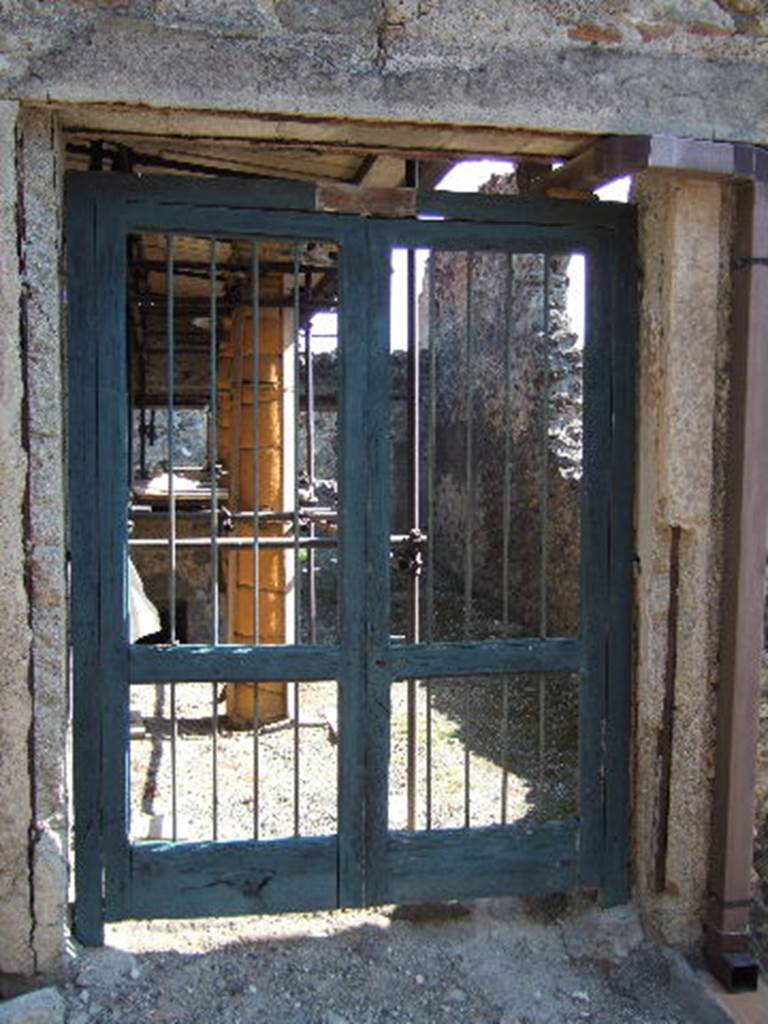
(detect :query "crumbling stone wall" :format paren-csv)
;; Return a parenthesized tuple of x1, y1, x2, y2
(2, 2, 768, 143)
(425, 176, 582, 639)
(0, 99, 34, 982)
(632, 172, 733, 947)
(0, 105, 69, 983)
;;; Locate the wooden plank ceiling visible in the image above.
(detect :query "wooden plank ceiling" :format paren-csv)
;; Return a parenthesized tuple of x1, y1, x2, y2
(61, 105, 600, 189)
(67, 106, 601, 410)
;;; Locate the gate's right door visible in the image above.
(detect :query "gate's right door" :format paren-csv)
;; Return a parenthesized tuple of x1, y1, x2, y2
(360, 203, 634, 907)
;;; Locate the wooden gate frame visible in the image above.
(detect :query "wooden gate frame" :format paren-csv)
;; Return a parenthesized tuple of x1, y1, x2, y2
(66, 171, 636, 944)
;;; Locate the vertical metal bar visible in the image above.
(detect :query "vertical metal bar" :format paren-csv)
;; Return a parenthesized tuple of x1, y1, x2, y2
(538, 257, 551, 803)
(539, 256, 551, 638)
(293, 247, 302, 836)
(251, 240, 261, 841)
(502, 252, 514, 629)
(425, 252, 437, 831)
(406, 245, 419, 831)
(463, 252, 474, 829)
(292, 247, 302, 642)
(166, 237, 177, 640)
(139, 409, 147, 479)
(208, 241, 218, 647)
(500, 252, 514, 824)
(166, 233, 179, 842)
(306, 308, 318, 644)
(209, 238, 219, 841)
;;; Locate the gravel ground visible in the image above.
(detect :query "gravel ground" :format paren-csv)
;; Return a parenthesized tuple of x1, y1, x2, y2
(106, 675, 705, 1024)
(58, 900, 703, 1024)
(129, 674, 578, 842)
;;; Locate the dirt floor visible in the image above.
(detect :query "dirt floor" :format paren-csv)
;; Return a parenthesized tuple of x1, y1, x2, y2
(67, 666, 753, 1024)
(56, 900, 708, 1024)
(93, 683, 712, 1023)
(128, 674, 578, 844)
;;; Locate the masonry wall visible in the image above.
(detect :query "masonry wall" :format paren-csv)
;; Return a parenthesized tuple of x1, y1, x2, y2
(2, 2, 768, 143)
(0, 2, 752, 971)
(0, 99, 34, 981)
(633, 172, 733, 946)
(0, 105, 69, 983)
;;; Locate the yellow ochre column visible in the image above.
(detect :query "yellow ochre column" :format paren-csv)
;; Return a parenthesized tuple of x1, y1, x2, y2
(219, 306, 291, 726)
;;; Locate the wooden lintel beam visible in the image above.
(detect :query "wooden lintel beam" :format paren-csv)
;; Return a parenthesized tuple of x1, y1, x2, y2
(352, 154, 406, 188)
(317, 184, 415, 217)
(54, 103, 598, 161)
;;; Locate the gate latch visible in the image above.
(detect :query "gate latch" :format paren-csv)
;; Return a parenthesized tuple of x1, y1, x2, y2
(392, 528, 426, 577)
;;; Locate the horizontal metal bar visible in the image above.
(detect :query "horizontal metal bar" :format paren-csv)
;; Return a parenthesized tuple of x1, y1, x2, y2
(129, 536, 338, 550)
(136, 296, 334, 313)
(387, 637, 584, 678)
(129, 643, 340, 683)
(379, 821, 578, 905)
(129, 531, 417, 549)
(132, 258, 337, 275)
(124, 835, 337, 919)
(131, 507, 339, 521)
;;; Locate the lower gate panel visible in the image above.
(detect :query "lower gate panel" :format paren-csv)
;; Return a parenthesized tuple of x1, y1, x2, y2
(381, 821, 579, 905)
(126, 835, 338, 919)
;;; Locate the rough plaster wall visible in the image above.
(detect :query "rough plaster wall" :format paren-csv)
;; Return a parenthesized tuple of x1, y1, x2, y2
(1, 2, 768, 143)
(0, 99, 35, 979)
(633, 171, 732, 947)
(17, 108, 69, 976)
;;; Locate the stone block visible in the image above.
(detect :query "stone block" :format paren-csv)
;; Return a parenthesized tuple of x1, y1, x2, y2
(562, 903, 644, 966)
(75, 946, 138, 994)
(0, 988, 65, 1024)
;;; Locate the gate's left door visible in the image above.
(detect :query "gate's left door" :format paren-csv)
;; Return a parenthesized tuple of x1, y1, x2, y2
(67, 174, 370, 943)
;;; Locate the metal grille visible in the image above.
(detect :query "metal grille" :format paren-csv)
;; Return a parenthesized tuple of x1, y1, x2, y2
(388, 674, 579, 831)
(127, 232, 341, 842)
(69, 172, 635, 936)
(129, 680, 338, 842)
(388, 246, 585, 832)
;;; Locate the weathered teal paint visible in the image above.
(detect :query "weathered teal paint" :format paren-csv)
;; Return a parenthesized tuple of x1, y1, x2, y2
(66, 171, 635, 938)
(383, 821, 580, 904)
(67, 183, 104, 946)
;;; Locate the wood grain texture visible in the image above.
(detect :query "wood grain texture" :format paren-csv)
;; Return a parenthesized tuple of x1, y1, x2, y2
(95, 203, 132, 919)
(362, 228, 395, 906)
(382, 822, 579, 904)
(578, 236, 612, 888)
(127, 836, 337, 918)
(67, 186, 105, 945)
(336, 219, 370, 907)
(388, 639, 584, 678)
(65, 170, 317, 211)
(130, 643, 341, 682)
(67, 170, 634, 927)
(602, 213, 637, 906)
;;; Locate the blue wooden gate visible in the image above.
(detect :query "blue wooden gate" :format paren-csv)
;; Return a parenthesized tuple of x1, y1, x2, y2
(66, 172, 635, 943)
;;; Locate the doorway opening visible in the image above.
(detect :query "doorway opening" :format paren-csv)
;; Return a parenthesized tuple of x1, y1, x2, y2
(66, 154, 634, 940)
